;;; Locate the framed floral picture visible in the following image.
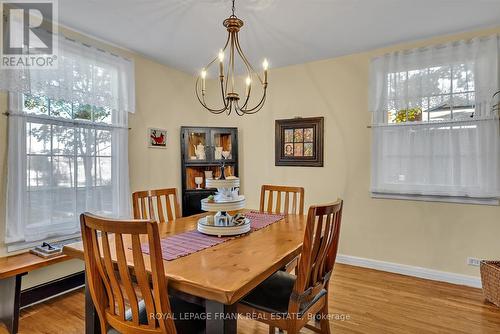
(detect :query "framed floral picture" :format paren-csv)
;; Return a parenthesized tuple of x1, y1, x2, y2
(149, 128, 167, 148)
(275, 117, 324, 166)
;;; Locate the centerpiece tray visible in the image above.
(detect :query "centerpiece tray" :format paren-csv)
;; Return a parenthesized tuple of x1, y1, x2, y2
(205, 178, 240, 189)
(197, 217, 251, 237)
(201, 195, 246, 212)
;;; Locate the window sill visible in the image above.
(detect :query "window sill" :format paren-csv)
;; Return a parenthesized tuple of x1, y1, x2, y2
(7, 234, 82, 253)
(371, 192, 499, 206)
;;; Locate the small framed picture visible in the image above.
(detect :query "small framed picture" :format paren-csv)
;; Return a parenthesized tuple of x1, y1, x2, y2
(149, 128, 167, 148)
(275, 117, 324, 167)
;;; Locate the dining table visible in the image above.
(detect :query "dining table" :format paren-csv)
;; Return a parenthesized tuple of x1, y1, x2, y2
(62, 210, 307, 334)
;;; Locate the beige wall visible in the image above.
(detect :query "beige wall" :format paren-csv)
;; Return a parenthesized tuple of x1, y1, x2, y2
(1, 25, 500, 289)
(235, 25, 500, 277)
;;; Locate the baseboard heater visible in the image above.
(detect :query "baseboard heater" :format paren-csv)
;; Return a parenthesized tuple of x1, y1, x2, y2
(20, 271, 85, 309)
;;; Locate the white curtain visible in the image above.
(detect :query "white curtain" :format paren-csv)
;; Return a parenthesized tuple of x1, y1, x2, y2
(369, 35, 500, 199)
(4, 35, 134, 245)
(0, 34, 135, 113)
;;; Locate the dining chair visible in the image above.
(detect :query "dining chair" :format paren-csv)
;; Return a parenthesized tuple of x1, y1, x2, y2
(260, 185, 305, 273)
(132, 188, 181, 222)
(80, 213, 204, 334)
(238, 200, 344, 334)
(260, 184, 305, 215)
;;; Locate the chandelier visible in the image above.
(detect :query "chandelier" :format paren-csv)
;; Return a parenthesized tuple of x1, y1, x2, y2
(195, 0, 269, 116)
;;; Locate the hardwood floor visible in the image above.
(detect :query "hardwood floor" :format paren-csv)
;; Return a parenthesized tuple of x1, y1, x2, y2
(18, 264, 500, 333)
(19, 287, 84, 334)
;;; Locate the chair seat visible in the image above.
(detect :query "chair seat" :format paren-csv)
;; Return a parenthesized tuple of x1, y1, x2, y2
(240, 270, 326, 316)
(108, 296, 205, 334)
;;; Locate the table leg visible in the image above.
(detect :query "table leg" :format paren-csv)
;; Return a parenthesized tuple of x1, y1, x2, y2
(85, 275, 100, 334)
(205, 300, 237, 334)
(0, 274, 22, 334)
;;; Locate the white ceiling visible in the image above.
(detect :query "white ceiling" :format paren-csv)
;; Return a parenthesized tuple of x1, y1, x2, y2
(58, 0, 500, 73)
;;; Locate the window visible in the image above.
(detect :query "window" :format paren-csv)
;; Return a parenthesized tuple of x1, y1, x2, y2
(24, 93, 113, 221)
(369, 35, 500, 203)
(386, 63, 475, 123)
(3, 34, 134, 249)
(6, 93, 118, 248)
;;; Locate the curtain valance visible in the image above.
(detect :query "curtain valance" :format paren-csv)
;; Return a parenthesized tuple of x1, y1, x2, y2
(0, 34, 135, 114)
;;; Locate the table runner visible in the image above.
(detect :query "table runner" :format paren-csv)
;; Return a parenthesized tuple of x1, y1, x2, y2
(141, 211, 284, 261)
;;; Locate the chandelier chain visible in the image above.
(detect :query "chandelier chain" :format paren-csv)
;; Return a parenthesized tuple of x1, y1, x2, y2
(231, 0, 235, 16)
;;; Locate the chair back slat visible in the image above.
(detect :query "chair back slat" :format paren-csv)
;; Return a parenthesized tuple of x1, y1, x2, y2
(290, 200, 343, 313)
(284, 192, 290, 213)
(275, 192, 282, 213)
(293, 193, 298, 213)
(308, 214, 323, 285)
(90, 229, 115, 313)
(132, 188, 181, 222)
(266, 189, 273, 212)
(156, 196, 165, 223)
(146, 223, 174, 333)
(80, 213, 177, 334)
(101, 231, 126, 319)
(165, 196, 173, 221)
(131, 234, 156, 328)
(260, 185, 305, 215)
(115, 233, 140, 324)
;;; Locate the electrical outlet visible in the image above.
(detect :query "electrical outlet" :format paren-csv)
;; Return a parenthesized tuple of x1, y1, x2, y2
(467, 257, 481, 267)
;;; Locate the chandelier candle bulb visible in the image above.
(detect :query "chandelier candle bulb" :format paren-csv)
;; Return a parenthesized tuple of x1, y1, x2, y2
(245, 76, 251, 97)
(263, 59, 269, 84)
(218, 50, 224, 77)
(201, 69, 207, 91)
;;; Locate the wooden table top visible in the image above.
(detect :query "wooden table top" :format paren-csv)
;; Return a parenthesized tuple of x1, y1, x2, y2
(0, 252, 68, 279)
(63, 211, 306, 304)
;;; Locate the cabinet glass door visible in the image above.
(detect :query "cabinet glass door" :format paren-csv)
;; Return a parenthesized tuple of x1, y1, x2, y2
(185, 129, 209, 162)
(211, 129, 236, 163)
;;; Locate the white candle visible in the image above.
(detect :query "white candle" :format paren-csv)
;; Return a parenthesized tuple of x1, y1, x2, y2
(245, 76, 251, 97)
(218, 50, 224, 77)
(201, 69, 207, 91)
(262, 59, 269, 84)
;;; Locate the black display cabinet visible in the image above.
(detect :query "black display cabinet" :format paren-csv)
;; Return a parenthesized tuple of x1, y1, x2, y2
(180, 126, 239, 216)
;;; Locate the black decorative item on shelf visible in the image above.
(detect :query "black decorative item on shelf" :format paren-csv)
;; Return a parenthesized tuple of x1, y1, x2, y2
(219, 159, 226, 180)
(180, 126, 238, 216)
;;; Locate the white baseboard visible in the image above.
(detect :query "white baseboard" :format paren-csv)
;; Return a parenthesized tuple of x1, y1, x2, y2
(336, 254, 482, 288)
